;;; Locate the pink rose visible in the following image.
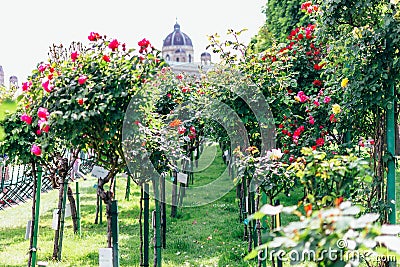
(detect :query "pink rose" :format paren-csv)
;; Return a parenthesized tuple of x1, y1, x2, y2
(38, 64, 47, 73)
(31, 144, 42, 156)
(78, 75, 87, 85)
(37, 107, 49, 120)
(309, 116, 315, 125)
(22, 81, 32, 92)
(21, 113, 32, 125)
(42, 78, 53, 93)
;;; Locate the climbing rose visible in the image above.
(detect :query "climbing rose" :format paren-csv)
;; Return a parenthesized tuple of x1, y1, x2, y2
(313, 100, 320, 107)
(37, 107, 49, 119)
(21, 113, 32, 125)
(138, 38, 151, 48)
(295, 91, 309, 103)
(71, 51, 79, 62)
(301, 1, 312, 10)
(38, 64, 47, 73)
(292, 125, 305, 144)
(42, 124, 50, 133)
(369, 139, 375, 145)
(38, 119, 48, 130)
(78, 75, 87, 85)
(341, 78, 349, 88)
(309, 116, 315, 125)
(31, 144, 42, 156)
(42, 78, 53, 93)
(102, 55, 110, 62)
(313, 63, 323, 70)
(329, 114, 337, 123)
(312, 80, 322, 87)
(108, 39, 120, 51)
(316, 138, 324, 146)
(178, 126, 186, 134)
(22, 81, 32, 92)
(323, 96, 331, 104)
(88, 32, 100, 41)
(332, 104, 341, 114)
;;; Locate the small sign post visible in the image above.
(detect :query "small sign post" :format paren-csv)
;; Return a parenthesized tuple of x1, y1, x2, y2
(25, 220, 32, 240)
(99, 248, 113, 267)
(177, 172, 188, 184)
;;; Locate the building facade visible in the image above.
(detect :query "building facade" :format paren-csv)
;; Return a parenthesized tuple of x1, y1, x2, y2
(162, 22, 213, 76)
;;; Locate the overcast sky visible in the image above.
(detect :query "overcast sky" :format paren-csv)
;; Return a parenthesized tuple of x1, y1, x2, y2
(0, 0, 265, 85)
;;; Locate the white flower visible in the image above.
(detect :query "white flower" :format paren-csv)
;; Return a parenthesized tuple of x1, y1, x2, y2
(266, 148, 284, 161)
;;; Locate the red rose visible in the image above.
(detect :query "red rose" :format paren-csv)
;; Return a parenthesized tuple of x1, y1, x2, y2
(316, 138, 324, 147)
(108, 39, 120, 51)
(77, 98, 84, 105)
(71, 51, 79, 62)
(312, 80, 322, 87)
(102, 55, 110, 62)
(88, 32, 101, 41)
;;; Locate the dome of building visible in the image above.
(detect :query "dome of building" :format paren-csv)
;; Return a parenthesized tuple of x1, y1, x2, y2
(201, 52, 212, 66)
(163, 23, 193, 47)
(162, 21, 194, 63)
(175, 48, 186, 53)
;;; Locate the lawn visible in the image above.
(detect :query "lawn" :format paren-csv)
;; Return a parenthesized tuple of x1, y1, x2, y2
(0, 100, 17, 140)
(0, 143, 399, 266)
(0, 145, 256, 267)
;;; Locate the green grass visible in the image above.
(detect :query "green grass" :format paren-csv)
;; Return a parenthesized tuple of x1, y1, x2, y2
(0, 145, 255, 267)
(0, 100, 17, 140)
(1, 143, 399, 266)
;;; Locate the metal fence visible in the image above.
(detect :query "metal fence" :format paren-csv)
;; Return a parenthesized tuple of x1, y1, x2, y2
(0, 162, 53, 210)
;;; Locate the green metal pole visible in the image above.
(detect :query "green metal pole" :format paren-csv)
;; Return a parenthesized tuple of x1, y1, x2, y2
(261, 192, 267, 267)
(386, 82, 397, 224)
(100, 197, 103, 225)
(31, 164, 42, 267)
(125, 174, 131, 201)
(154, 178, 162, 267)
(143, 183, 150, 267)
(76, 181, 81, 237)
(57, 178, 69, 260)
(111, 200, 120, 267)
(275, 200, 282, 267)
